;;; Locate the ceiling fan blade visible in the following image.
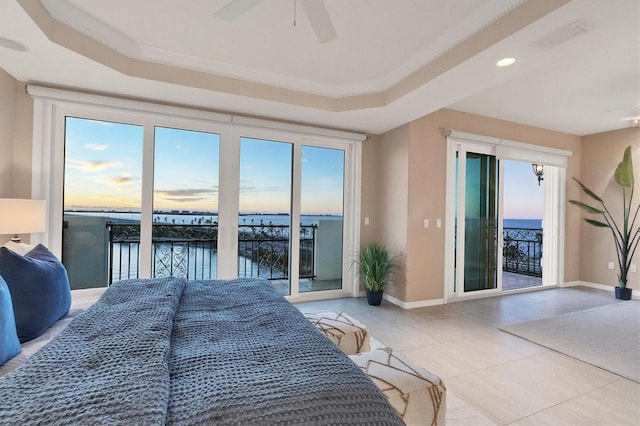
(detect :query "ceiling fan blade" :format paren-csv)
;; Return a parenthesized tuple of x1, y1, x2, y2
(299, 0, 337, 44)
(215, 0, 263, 22)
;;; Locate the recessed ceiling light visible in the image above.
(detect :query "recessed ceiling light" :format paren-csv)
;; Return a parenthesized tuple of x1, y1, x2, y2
(496, 57, 516, 67)
(0, 37, 28, 52)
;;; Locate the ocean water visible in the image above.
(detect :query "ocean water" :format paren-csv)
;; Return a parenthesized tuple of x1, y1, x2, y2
(68, 211, 540, 229)
(504, 219, 542, 229)
(66, 211, 341, 226)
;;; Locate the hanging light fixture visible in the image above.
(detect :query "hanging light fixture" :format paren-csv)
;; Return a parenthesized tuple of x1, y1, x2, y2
(532, 164, 544, 185)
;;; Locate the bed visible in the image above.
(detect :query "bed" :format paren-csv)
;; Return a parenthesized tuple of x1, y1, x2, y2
(0, 276, 404, 425)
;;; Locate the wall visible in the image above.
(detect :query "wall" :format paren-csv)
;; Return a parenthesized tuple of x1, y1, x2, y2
(580, 128, 640, 291)
(0, 68, 18, 197)
(0, 71, 34, 243)
(12, 85, 34, 199)
(371, 108, 583, 304)
(374, 125, 410, 300)
(360, 135, 380, 246)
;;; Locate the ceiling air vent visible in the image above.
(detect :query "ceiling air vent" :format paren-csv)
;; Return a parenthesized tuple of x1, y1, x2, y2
(534, 20, 594, 49)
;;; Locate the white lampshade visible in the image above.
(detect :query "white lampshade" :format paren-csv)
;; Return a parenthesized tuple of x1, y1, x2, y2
(0, 199, 47, 238)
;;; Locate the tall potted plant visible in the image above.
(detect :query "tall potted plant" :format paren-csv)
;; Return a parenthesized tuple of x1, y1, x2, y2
(356, 243, 396, 306)
(570, 145, 638, 300)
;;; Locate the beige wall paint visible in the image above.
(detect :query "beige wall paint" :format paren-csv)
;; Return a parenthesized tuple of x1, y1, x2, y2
(360, 135, 379, 246)
(404, 113, 448, 302)
(0, 73, 33, 243)
(371, 108, 583, 303)
(579, 128, 640, 291)
(12, 86, 34, 199)
(374, 124, 410, 301)
(0, 68, 18, 197)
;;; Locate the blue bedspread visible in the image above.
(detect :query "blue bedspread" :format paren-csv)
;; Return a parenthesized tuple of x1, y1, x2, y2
(0, 277, 404, 425)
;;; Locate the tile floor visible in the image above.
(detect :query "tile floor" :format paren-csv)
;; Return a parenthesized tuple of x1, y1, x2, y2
(502, 272, 542, 291)
(294, 286, 640, 425)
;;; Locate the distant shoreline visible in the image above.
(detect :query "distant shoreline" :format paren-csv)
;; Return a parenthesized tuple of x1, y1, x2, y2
(64, 209, 341, 217)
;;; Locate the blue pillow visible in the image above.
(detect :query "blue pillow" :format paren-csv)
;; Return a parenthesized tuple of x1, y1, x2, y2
(0, 275, 21, 365)
(0, 244, 71, 343)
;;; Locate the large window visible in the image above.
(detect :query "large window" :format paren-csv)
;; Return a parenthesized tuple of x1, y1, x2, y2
(32, 86, 363, 300)
(238, 137, 293, 294)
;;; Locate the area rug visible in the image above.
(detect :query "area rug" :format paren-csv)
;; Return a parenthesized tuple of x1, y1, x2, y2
(500, 301, 640, 383)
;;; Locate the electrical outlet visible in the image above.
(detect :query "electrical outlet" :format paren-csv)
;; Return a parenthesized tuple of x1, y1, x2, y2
(436, 219, 442, 228)
(364, 217, 369, 226)
(608, 262, 615, 270)
(631, 264, 637, 273)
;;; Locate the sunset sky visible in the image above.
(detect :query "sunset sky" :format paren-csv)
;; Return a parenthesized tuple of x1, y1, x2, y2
(64, 117, 540, 219)
(503, 160, 544, 219)
(63, 117, 345, 216)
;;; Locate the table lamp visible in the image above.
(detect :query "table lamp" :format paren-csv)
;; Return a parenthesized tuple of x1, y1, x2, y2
(0, 198, 47, 243)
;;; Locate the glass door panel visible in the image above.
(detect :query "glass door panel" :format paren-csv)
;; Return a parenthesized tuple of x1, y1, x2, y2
(238, 137, 293, 295)
(463, 153, 498, 292)
(152, 127, 220, 280)
(300, 146, 345, 293)
(62, 117, 143, 288)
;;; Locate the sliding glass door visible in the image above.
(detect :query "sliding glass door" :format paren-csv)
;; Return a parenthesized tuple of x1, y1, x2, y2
(454, 147, 500, 295)
(300, 145, 345, 293)
(446, 131, 569, 300)
(153, 127, 220, 280)
(62, 117, 143, 289)
(461, 152, 499, 292)
(238, 137, 293, 294)
(235, 137, 348, 296)
(36, 87, 360, 300)
(63, 123, 352, 296)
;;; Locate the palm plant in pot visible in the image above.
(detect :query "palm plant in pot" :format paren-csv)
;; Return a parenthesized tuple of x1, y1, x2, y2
(356, 243, 396, 306)
(570, 145, 638, 300)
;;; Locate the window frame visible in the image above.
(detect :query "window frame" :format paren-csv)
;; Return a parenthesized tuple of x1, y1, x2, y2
(443, 129, 572, 302)
(29, 85, 364, 299)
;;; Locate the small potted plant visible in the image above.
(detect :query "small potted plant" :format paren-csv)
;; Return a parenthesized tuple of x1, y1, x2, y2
(356, 243, 396, 305)
(570, 145, 638, 300)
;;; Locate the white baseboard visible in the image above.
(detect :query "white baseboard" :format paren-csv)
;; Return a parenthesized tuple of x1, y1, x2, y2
(564, 280, 640, 300)
(383, 293, 444, 309)
(359, 282, 639, 308)
(357, 291, 444, 309)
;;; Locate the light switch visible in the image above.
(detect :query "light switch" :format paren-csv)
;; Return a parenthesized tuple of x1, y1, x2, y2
(608, 262, 615, 270)
(436, 219, 442, 228)
(364, 217, 370, 226)
(423, 219, 429, 228)
(631, 264, 637, 273)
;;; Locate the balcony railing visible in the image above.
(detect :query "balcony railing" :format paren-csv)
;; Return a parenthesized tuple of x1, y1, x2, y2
(107, 223, 317, 283)
(503, 227, 542, 277)
(107, 223, 540, 284)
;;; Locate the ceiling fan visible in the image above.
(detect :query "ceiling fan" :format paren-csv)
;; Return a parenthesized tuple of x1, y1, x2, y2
(215, 0, 337, 44)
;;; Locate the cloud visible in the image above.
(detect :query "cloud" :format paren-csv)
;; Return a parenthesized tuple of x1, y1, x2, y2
(84, 143, 110, 151)
(155, 187, 218, 203)
(66, 159, 123, 172)
(107, 174, 138, 187)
